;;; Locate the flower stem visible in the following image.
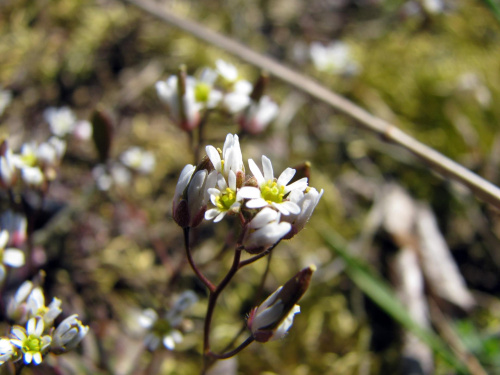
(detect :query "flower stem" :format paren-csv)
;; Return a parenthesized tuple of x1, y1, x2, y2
(183, 227, 215, 292)
(208, 336, 255, 359)
(238, 240, 280, 269)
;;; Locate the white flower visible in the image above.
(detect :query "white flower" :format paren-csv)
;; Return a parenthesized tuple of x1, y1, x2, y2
(27, 287, 62, 327)
(0, 147, 16, 187)
(206, 133, 244, 178)
(10, 317, 51, 365)
(216, 59, 239, 83)
(282, 187, 324, 239)
(0, 230, 25, 283)
(0, 338, 15, 364)
(166, 291, 198, 327)
(73, 120, 93, 141)
(238, 155, 308, 215)
(205, 171, 242, 222)
(44, 107, 77, 138)
(194, 68, 222, 109)
(156, 75, 202, 131)
(310, 41, 360, 75)
(241, 207, 291, 253)
(0, 210, 27, 248)
(138, 309, 183, 351)
(52, 314, 88, 353)
(120, 147, 156, 174)
(7, 281, 34, 322)
(239, 96, 279, 135)
(223, 80, 252, 114)
(21, 166, 44, 186)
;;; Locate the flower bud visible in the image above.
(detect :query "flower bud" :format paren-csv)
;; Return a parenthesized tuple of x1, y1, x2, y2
(282, 187, 324, 239)
(238, 96, 279, 135)
(241, 207, 291, 254)
(172, 159, 217, 228)
(52, 314, 89, 354)
(248, 265, 315, 342)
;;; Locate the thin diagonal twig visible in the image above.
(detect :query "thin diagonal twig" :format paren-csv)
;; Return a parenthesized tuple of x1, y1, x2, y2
(122, 0, 500, 210)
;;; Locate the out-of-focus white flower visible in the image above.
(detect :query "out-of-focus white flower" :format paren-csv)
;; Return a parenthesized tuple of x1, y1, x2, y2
(27, 287, 62, 327)
(194, 68, 222, 109)
(165, 291, 198, 327)
(310, 41, 360, 75)
(92, 163, 131, 191)
(73, 120, 93, 141)
(422, 0, 444, 13)
(10, 317, 51, 365)
(0, 338, 16, 364)
(239, 96, 279, 135)
(248, 265, 314, 342)
(0, 230, 25, 283)
(21, 166, 44, 186)
(0, 89, 12, 116)
(456, 72, 491, 108)
(241, 207, 291, 254)
(0, 211, 27, 248)
(156, 75, 202, 132)
(223, 80, 252, 114)
(216, 59, 239, 83)
(0, 147, 16, 188)
(52, 314, 88, 353)
(44, 107, 77, 138)
(238, 155, 308, 215)
(282, 187, 324, 239)
(120, 147, 156, 174)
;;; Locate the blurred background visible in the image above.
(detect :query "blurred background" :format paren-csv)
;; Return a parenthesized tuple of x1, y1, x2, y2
(1, 0, 500, 374)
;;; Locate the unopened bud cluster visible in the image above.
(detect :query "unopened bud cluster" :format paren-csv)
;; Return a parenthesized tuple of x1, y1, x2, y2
(0, 281, 88, 366)
(173, 133, 323, 254)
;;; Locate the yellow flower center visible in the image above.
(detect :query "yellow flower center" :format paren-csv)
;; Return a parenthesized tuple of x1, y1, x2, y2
(194, 83, 211, 103)
(23, 334, 42, 354)
(261, 180, 285, 204)
(215, 188, 237, 211)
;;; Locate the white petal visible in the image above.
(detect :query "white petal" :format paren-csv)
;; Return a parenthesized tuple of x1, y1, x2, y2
(246, 198, 268, 209)
(228, 170, 237, 191)
(248, 159, 265, 185)
(261, 156, 274, 182)
(204, 209, 220, 221)
(33, 352, 42, 365)
(278, 201, 301, 215)
(237, 186, 261, 199)
(213, 212, 227, 223)
(3, 249, 25, 267)
(163, 336, 175, 350)
(284, 177, 308, 194)
(248, 207, 278, 229)
(206, 146, 221, 171)
(273, 202, 290, 216)
(277, 168, 296, 187)
(0, 230, 8, 249)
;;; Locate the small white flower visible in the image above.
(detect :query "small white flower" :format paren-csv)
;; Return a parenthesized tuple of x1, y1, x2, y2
(238, 155, 308, 215)
(0, 230, 25, 283)
(52, 314, 88, 353)
(0, 147, 16, 187)
(222, 80, 252, 114)
(166, 291, 198, 327)
(156, 75, 202, 131)
(239, 96, 279, 135)
(27, 287, 62, 327)
(206, 133, 244, 178)
(44, 107, 77, 137)
(73, 120, 93, 141)
(0, 210, 27, 248)
(21, 166, 44, 186)
(0, 338, 15, 364)
(216, 59, 239, 83)
(205, 171, 242, 222)
(120, 147, 156, 174)
(310, 41, 360, 75)
(139, 309, 184, 351)
(194, 68, 222, 109)
(241, 207, 291, 253)
(10, 317, 51, 365)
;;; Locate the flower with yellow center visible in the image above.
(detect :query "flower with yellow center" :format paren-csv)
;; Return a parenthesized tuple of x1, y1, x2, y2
(237, 155, 308, 215)
(10, 317, 51, 365)
(205, 171, 242, 223)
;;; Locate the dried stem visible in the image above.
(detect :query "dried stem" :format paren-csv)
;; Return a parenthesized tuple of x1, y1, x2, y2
(122, 0, 500, 210)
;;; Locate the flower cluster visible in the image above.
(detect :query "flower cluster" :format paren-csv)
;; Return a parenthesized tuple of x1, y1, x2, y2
(173, 133, 323, 254)
(1, 281, 88, 366)
(309, 41, 360, 76)
(156, 60, 279, 135)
